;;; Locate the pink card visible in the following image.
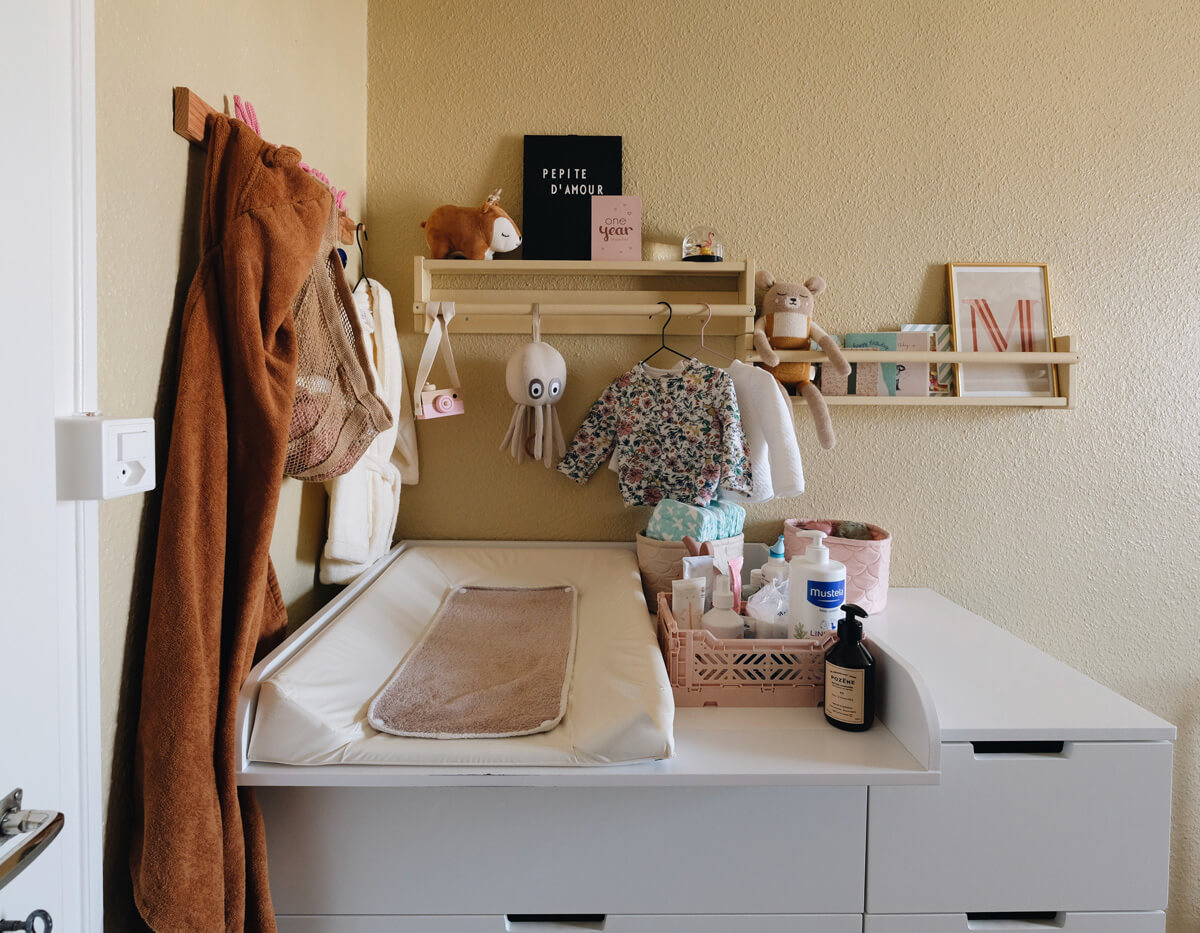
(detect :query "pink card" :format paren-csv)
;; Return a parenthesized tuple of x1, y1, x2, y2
(591, 195, 642, 260)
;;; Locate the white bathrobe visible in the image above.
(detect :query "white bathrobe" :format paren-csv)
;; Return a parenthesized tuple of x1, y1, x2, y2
(319, 279, 419, 584)
(721, 359, 804, 502)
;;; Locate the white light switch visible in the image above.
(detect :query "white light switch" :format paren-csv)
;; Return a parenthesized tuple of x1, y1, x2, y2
(56, 415, 156, 500)
(118, 429, 152, 462)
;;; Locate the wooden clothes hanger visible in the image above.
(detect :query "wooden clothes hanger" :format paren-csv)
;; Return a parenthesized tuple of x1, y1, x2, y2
(639, 301, 692, 367)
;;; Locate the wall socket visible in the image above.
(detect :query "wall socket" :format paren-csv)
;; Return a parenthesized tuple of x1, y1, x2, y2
(56, 415, 156, 500)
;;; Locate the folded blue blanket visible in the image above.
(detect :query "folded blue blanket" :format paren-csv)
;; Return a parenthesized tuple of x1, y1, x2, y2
(645, 498, 746, 542)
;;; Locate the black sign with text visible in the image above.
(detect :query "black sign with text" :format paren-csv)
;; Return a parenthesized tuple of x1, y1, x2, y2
(522, 135, 622, 259)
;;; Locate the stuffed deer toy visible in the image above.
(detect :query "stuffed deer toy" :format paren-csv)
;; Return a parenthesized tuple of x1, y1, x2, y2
(421, 188, 522, 260)
(753, 270, 850, 450)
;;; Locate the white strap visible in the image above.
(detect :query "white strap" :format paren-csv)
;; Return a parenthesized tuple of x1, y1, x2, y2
(412, 302, 462, 399)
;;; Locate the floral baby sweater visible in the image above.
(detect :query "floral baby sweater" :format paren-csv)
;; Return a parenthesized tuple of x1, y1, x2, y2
(558, 359, 753, 506)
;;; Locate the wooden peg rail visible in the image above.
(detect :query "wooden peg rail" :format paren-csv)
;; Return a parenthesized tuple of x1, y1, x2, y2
(173, 87, 219, 145)
(413, 257, 757, 337)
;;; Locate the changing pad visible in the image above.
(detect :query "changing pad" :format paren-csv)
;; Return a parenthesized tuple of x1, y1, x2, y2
(247, 544, 675, 766)
(368, 585, 578, 739)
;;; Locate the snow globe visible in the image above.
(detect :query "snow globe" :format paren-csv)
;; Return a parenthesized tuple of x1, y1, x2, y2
(682, 226, 725, 262)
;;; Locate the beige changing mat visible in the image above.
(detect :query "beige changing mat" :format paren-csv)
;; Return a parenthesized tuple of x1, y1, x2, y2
(368, 585, 577, 739)
(246, 544, 675, 767)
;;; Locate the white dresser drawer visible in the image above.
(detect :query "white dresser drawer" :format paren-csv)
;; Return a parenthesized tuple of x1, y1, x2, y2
(864, 912, 1165, 932)
(262, 786, 866, 915)
(278, 915, 862, 933)
(867, 741, 1172, 913)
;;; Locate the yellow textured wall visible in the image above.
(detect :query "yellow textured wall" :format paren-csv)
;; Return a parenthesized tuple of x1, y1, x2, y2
(95, 0, 367, 924)
(368, 0, 1199, 926)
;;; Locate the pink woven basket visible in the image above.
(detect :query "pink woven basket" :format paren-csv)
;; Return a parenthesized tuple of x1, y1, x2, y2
(783, 519, 891, 614)
(656, 592, 834, 708)
(636, 532, 743, 609)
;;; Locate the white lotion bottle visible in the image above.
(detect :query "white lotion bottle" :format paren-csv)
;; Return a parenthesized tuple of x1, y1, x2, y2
(702, 575, 743, 640)
(788, 530, 847, 637)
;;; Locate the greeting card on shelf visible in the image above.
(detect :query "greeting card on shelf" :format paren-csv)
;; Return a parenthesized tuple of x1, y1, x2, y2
(822, 335, 882, 397)
(591, 195, 641, 260)
(900, 323, 954, 395)
(844, 333, 900, 396)
(895, 331, 932, 396)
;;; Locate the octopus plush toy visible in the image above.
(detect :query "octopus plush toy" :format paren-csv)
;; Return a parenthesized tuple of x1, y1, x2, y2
(501, 311, 567, 468)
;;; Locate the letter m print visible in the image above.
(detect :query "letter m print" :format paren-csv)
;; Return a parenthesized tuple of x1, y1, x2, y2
(964, 298, 1038, 352)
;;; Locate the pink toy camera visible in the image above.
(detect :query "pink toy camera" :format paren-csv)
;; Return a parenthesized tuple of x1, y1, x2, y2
(418, 382, 465, 420)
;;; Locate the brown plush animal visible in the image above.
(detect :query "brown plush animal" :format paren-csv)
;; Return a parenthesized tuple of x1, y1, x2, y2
(753, 270, 850, 450)
(421, 188, 522, 260)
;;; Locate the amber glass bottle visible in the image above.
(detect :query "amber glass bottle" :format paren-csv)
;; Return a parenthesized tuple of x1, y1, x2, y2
(823, 604, 875, 731)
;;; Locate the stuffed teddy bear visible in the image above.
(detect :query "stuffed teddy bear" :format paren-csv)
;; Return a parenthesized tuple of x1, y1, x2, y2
(421, 188, 522, 260)
(753, 270, 851, 450)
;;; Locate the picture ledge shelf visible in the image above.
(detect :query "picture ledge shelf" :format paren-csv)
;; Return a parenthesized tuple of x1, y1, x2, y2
(412, 256, 1079, 409)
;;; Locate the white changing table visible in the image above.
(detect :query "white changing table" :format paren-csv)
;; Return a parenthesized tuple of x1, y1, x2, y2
(237, 546, 1175, 932)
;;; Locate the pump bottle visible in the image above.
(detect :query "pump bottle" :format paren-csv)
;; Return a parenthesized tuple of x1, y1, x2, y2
(701, 575, 743, 640)
(787, 530, 847, 637)
(824, 604, 875, 731)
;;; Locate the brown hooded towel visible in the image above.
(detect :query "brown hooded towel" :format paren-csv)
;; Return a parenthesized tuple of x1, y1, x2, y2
(130, 115, 383, 932)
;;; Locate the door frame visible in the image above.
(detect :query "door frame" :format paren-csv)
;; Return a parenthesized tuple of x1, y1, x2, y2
(51, 0, 102, 926)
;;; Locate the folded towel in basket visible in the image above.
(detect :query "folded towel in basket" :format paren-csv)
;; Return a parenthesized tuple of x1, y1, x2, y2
(368, 585, 577, 739)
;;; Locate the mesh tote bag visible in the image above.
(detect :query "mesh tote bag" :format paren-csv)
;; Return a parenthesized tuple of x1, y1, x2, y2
(286, 201, 392, 481)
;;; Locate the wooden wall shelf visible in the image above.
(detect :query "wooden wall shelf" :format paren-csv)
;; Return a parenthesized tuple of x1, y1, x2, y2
(758, 335, 1078, 409)
(413, 257, 756, 336)
(823, 395, 1069, 408)
(412, 256, 1078, 409)
(421, 259, 746, 276)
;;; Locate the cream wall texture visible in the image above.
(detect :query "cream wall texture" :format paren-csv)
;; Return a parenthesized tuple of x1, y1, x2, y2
(367, 0, 1198, 927)
(95, 0, 367, 925)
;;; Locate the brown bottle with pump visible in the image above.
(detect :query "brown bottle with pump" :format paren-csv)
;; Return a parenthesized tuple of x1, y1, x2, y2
(824, 603, 875, 731)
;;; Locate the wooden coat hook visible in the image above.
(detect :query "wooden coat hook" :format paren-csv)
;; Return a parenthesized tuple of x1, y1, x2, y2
(172, 87, 219, 145)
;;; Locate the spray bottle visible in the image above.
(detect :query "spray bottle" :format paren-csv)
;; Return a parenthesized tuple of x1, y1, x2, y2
(761, 534, 789, 586)
(787, 530, 846, 637)
(701, 574, 743, 640)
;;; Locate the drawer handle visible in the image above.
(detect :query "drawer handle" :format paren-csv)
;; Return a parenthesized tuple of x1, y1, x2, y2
(967, 911, 1064, 929)
(506, 916, 606, 931)
(971, 740, 1066, 757)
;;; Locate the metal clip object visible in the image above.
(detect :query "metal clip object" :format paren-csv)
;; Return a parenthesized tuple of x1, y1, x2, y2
(0, 908, 52, 932)
(0, 790, 64, 893)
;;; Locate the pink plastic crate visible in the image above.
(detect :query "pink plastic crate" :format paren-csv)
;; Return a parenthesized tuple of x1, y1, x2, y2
(656, 592, 835, 708)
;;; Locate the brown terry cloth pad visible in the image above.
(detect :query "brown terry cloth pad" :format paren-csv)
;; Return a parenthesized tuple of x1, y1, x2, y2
(368, 586, 577, 739)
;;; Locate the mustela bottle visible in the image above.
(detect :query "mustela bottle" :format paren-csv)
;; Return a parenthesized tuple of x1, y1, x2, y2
(788, 530, 846, 637)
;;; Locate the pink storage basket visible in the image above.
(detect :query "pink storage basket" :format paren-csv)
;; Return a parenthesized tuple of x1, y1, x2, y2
(636, 532, 744, 609)
(656, 592, 834, 708)
(783, 519, 891, 614)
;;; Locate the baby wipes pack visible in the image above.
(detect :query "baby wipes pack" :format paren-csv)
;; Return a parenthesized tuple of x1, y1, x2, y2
(645, 499, 746, 543)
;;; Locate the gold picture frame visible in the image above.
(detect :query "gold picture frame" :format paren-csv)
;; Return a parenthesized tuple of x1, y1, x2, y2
(947, 262, 1058, 398)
